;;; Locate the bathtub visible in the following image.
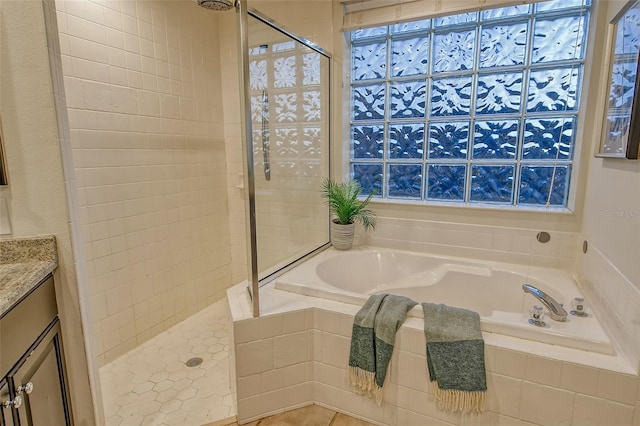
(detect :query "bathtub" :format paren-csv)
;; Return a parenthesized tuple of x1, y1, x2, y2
(274, 246, 614, 354)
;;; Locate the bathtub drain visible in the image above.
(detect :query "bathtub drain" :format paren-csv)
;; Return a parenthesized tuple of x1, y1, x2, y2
(185, 357, 203, 367)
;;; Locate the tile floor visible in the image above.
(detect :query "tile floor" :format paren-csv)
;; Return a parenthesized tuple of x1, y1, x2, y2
(100, 298, 234, 426)
(207, 405, 375, 426)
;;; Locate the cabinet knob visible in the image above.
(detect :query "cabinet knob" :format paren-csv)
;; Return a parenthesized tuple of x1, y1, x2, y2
(17, 382, 33, 395)
(2, 395, 22, 409)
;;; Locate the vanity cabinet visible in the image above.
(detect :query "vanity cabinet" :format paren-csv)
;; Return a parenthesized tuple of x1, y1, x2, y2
(0, 275, 72, 426)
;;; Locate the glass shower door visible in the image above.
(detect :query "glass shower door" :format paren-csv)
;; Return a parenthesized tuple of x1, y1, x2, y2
(244, 12, 331, 297)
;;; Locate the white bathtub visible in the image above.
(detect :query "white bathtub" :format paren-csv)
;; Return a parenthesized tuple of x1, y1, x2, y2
(274, 247, 614, 354)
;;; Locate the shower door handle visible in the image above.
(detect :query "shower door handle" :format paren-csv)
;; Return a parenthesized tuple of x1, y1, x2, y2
(261, 90, 271, 181)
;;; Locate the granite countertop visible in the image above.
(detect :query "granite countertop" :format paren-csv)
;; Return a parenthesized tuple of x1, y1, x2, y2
(0, 236, 58, 317)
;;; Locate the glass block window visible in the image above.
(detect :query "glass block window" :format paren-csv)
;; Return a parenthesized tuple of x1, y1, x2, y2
(349, 0, 590, 207)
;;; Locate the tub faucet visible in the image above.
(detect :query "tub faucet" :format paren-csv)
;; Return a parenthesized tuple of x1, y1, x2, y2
(522, 284, 568, 322)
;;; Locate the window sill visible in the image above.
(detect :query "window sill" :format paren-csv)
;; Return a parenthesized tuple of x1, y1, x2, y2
(367, 197, 575, 215)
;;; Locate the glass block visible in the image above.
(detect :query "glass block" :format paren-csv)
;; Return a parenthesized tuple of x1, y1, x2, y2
(518, 164, 571, 206)
(432, 29, 476, 73)
(352, 84, 386, 121)
(272, 41, 296, 52)
(473, 120, 518, 159)
(273, 56, 296, 88)
(303, 53, 321, 85)
(470, 165, 514, 203)
(479, 22, 528, 68)
(391, 19, 431, 34)
(352, 26, 388, 40)
(481, 5, 530, 20)
(352, 163, 383, 196)
(274, 92, 297, 123)
(426, 164, 466, 201)
(352, 124, 384, 159)
(615, 8, 640, 55)
(388, 123, 424, 159)
(249, 44, 268, 56)
(390, 81, 426, 119)
(391, 36, 430, 77)
(428, 121, 469, 159)
(250, 95, 263, 123)
(388, 164, 423, 198)
(352, 42, 387, 80)
(303, 91, 321, 122)
(476, 72, 523, 114)
(532, 16, 586, 63)
(430, 76, 473, 116)
(527, 67, 579, 112)
(273, 128, 298, 158)
(609, 61, 638, 110)
(249, 59, 268, 90)
(522, 117, 574, 160)
(536, 0, 590, 13)
(601, 115, 627, 155)
(302, 127, 322, 158)
(434, 12, 478, 27)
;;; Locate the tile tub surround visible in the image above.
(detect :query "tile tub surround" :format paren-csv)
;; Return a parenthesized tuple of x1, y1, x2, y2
(0, 236, 58, 315)
(228, 282, 640, 426)
(357, 217, 578, 271)
(576, 237, 640, 374)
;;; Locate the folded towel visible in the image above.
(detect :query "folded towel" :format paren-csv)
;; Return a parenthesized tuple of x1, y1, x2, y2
(349, 294, 417, 403)
(422, 302, 487, 414)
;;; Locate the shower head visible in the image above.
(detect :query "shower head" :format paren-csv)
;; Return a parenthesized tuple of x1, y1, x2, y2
(197, 0, 236, 11)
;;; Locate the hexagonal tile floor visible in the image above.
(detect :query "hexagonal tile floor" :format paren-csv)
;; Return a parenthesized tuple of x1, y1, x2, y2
(100, 298, 234, 426)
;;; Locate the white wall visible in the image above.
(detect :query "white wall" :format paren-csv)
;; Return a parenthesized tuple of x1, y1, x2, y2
(0, 0, 95, 423)
(54, 0, 232, 366)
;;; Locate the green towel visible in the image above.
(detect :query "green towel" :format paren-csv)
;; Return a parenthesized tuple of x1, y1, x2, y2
(349, 294, 417, 403)
(422, 302, 487, 414)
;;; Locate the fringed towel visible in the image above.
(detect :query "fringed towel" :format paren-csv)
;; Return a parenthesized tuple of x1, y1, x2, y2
(422, 302, 487, 414)
(349, 294, 417, 404)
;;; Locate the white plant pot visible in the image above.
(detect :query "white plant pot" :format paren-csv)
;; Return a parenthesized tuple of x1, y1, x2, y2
(331, 220, 355, 250)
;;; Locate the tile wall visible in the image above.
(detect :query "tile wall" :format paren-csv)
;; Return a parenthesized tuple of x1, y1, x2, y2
(357, 216, 578, 270)
(577, 238, 640, 373)
(53, 0, 232, 366)
(231, 301, 640, 425)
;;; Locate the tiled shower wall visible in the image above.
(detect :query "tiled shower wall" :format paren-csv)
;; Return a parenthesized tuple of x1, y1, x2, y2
(54, 0, 232, 366)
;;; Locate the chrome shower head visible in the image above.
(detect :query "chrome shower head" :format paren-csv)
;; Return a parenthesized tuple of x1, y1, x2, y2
(197, 0, 235, 11)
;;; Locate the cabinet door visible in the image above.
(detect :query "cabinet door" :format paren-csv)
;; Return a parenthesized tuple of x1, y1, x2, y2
(11, 320, 71, 426)
(0, 381, 15, 426)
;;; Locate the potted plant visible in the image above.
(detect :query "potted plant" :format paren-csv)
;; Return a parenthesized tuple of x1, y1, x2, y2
(321, 178, 376, 250)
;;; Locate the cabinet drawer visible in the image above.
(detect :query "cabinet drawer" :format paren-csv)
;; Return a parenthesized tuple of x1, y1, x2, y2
(0, 276, 57, 378)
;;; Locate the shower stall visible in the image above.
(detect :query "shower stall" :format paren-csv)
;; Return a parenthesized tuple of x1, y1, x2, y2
(237, 1, 332, 316)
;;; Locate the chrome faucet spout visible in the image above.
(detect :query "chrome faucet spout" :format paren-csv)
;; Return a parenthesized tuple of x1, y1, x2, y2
(522, 284, 568, 322)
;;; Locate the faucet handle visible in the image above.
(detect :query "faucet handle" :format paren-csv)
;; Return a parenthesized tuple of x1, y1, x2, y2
(529, 305, 546, 327)
(570, 297, 589, 317)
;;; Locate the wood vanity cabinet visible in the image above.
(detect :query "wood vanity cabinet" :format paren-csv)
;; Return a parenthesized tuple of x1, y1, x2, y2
(0, 275, 72, 426)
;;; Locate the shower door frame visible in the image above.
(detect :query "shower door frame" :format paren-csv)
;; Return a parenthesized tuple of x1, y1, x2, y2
(237, 1, 332, 317)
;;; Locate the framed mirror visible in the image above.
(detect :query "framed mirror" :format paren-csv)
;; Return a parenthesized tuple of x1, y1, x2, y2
(598, 0, 640, 159)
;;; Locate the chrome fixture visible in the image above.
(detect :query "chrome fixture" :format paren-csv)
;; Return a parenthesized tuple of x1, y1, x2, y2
(261, 90, 270, 181)
(570, 297, 589, 317)
(529, 305, 546, 327)
(522, 284, 568, 322)
(196, 0, 236, 11)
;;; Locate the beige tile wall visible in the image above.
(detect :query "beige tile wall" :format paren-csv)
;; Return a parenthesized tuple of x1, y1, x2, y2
(357, 216, 579, 270)
(54, 0, 232, 366)
(233, 307, 640, 425)
(577, 237, 640, 373)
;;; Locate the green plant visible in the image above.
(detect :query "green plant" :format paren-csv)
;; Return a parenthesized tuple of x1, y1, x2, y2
(321, 178, 376, 231)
